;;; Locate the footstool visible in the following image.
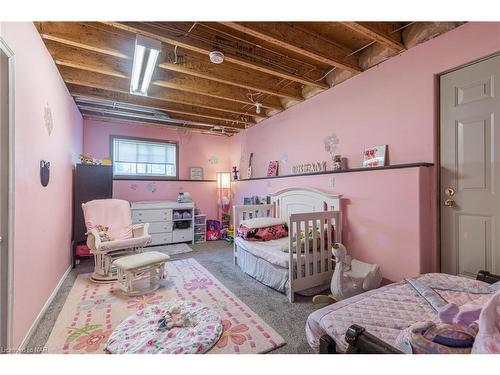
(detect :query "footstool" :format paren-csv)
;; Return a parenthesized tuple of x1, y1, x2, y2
(113, 251, 170, 296)
(106, 300, 223, 354)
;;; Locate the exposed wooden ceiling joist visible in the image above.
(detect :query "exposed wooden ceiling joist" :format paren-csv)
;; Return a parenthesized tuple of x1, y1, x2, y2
(220, 22, 361, 73)
(340, 22, 406, 51)
(152, 71, 283, 111)
(38, 22, 305, 103)
(77, 103, 242, 131)
(48, 39, 282, 112)
(157, 47, 304, 102)
(103, 22, 330, 90)
(58, 65, 260, 119)
(36, 21, 463, 136)
(81, 113, 236, 135)
(68, 84, 252, 129)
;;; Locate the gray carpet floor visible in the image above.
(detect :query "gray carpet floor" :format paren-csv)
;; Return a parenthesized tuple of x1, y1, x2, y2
(26, 241, 328, 354)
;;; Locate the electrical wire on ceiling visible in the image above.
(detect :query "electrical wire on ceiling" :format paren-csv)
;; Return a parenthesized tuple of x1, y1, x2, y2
(149, 22, 308, 77)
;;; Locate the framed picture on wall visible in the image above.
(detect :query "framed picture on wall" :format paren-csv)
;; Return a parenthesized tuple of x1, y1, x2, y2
(189, 167, 204, 180)
(362, 145, 387, 168)
(267, 161, 279, 177)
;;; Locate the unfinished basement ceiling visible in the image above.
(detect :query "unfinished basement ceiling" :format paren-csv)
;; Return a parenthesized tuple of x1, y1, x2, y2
(35, 22, 464, 136)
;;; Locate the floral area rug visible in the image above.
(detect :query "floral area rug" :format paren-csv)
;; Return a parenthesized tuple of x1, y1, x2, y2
(44, 258, 285, 354)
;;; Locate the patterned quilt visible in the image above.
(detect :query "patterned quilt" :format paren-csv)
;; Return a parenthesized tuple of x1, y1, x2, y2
(306, 273, 500, 352)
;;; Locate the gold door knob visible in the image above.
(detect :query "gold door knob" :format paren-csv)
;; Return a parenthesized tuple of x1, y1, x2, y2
(444, 198, 455, 207)
(445, 187, 456, 197)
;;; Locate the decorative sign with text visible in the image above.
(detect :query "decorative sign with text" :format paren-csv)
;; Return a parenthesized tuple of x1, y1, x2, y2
(292, 161, 327, 174)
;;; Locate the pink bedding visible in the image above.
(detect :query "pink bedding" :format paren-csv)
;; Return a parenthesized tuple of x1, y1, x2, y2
(306, 273, 499, 352)
(237, 224, 288, 241)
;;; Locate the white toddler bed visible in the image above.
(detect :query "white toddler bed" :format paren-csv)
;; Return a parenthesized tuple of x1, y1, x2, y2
(233, 188, 342, 302)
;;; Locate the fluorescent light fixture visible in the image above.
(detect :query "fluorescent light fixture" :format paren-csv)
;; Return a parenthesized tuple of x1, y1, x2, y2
(130, 35, 161, 96)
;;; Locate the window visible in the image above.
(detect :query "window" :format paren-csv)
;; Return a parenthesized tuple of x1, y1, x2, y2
(111, 136, 178, 179)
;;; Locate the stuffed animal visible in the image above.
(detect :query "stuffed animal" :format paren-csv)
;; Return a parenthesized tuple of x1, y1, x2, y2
(80, 153, 103, 165)
(91, 224, 113, 242)
(395, 302, 481, 354)
(313, 243, 382, 304)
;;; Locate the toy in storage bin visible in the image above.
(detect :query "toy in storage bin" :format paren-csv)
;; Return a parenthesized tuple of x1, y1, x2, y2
(206, 220, 221, 241)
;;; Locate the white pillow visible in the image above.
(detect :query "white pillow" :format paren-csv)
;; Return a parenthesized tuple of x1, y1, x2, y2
(240, 217, 286, 229)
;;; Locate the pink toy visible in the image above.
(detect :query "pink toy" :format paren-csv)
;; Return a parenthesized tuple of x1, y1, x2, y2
(206, 220, 221, 241)
(395, 302, 482, 354)
(472, 290, 500, 354)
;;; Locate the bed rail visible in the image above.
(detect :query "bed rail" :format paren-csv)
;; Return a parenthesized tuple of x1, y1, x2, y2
(288, 210, 339, 302)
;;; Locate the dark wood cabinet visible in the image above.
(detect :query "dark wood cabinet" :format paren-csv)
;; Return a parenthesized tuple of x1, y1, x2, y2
(72, 164, 113, 266)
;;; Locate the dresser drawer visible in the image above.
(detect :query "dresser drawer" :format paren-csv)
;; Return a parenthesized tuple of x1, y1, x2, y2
(149, 232, 173, 246)
(132, 209, 172, 223)
(148, 221, 173, 234)
(172, 229, 193, 243)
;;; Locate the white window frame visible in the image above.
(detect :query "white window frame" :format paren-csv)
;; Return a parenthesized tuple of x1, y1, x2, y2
(110, 135, 179, 180)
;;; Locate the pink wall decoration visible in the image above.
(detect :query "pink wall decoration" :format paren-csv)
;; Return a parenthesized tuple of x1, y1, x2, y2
(1, 22, 83, 347)
(83, 119, 232, 219)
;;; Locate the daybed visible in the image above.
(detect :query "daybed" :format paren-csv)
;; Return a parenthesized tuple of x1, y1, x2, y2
(306, 270, 500, 354)
(233, 188, 342, 302)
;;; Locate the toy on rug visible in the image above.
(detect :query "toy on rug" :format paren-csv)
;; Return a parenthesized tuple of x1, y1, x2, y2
(88, 224, 114, 242)
(206, 220, 221, 241)
(312, 243, 382, 304)
(395, 302, 481, 354)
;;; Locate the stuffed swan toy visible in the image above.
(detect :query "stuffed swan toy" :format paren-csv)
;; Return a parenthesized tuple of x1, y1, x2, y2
(313, 243, 382, 304)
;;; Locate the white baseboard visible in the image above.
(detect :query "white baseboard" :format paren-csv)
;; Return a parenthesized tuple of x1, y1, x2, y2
(16, 264, 72, 353)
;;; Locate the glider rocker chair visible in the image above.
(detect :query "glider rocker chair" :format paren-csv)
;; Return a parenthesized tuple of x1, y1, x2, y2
(82, 199, 152, 282)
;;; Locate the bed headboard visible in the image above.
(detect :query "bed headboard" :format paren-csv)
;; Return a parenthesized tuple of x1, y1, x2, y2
(233, 188, 341, 231)
(269, 188, 341, 219)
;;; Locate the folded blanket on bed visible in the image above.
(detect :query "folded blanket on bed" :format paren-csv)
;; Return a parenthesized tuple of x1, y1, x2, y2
(237, 223, 288, 241)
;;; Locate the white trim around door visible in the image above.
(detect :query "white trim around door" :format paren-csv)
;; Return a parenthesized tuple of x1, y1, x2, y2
(0, 36, 15, 351)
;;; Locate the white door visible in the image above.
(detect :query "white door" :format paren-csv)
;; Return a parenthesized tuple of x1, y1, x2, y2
(440, 54, 500, 278)
(0, 37, 13, 350)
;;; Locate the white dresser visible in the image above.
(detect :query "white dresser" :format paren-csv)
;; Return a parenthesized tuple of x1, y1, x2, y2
(131, 201, 194, 246)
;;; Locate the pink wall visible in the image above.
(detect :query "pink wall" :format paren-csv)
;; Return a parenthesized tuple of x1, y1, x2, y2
(232, 167, 431, 281)
(230, 22, 500, 281)
(83, 119, 232, 219)
(0, 23, 83, 347)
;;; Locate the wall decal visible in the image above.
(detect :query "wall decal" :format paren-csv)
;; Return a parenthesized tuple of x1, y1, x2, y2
(146, 182, 157, 193)
(324, 133, 340, 164)
(40, 160, 50, 187)
(130, 183, 138, 191)
(208, 155, 219, 165)
(44, 102, 54, 136)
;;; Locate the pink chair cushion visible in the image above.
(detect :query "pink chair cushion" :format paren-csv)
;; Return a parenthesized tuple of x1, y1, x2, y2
(82, 199, 133, 240)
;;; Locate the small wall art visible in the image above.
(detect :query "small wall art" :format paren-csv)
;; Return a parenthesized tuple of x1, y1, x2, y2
(43, 102, 54, 136)
(362, 145, 387, 168)
(189, 167, 204, 180)
(267, 161, 279, 177)
(208, 155, 219, 165)
(324, 133, 340, 164)
(40, 160, 50, 187)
